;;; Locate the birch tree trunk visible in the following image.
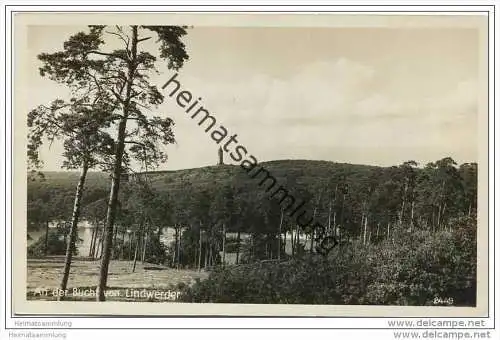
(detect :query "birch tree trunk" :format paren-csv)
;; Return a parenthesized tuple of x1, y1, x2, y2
(173, 225, 178, 267)
(327, 200, 332, 236)
(441, 202, 447, 230)
(198, 224, 202, 271)
(177, 226, 182, 269)
(294, 224, 299, 254)
(282, 228, 287, 256)
(44, 220, 50, 256)
(278, 209, 283, 261)
(236, 230, 241, 265)
(204, 234, 209, 268)
(120, 228, 126, 260)
(132, 222, 144, 272)
(399, 180, 408, 226)
(142, 229, 148, 263)
(437, 204, 442, 230)
(89, 221, 97, 258)
(59, 160, 89, 300)
(309, 208, 317, 254)
(222, 223, 226, 267)
(363, 215, 368, 246)
(192, 225, 198, 269)
(132, 232, 140, 272)
(96, 229, 105, 259)
(129, 232, 134, 260)
(111, 224, 117, 258)
(339, 193, 346, 244)
(410, 200, 415, 232)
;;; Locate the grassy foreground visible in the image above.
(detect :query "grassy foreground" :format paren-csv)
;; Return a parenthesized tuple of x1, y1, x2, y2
(27, 257, 208, 302)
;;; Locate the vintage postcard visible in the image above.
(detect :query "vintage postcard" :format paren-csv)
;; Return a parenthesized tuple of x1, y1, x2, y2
(11, 11, 489, 317)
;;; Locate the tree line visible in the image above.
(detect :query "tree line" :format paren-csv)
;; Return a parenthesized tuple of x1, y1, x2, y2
(28, 157, 477, 271)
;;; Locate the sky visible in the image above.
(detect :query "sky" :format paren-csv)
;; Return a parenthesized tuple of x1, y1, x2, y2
(26, 23, 481, 171)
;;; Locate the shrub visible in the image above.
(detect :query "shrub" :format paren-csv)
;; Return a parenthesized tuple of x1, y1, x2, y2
(27, 231, 76, 258)
(363, 216, 476, 306)
(144, 235, 169, 265)
(179, 217, 476, 306)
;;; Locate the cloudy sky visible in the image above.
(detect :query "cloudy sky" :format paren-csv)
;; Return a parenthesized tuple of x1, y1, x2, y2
(27, 23, 481, 171)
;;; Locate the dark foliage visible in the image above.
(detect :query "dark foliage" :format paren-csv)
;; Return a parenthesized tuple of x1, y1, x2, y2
(27, 230, 78, 258)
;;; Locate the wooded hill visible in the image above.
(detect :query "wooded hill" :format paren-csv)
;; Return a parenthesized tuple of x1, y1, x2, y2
(28, 157, 477, 241)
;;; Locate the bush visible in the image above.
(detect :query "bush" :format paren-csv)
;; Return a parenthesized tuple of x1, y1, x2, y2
(179, 217, 476, 306)
(145, 235, 169, 265)
(27, 231, 76, 258)
(362, 216, 476, 306)
(180, 253, 370, 304)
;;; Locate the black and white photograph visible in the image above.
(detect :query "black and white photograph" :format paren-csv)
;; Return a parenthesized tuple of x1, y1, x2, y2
(10, 11, 490, 319)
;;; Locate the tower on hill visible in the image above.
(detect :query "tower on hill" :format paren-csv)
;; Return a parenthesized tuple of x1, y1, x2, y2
(218, 147, 224, 165)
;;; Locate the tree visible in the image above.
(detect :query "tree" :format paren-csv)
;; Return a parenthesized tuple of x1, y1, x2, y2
(81, 197, 108, 258)
(36, 25, 189, 300)
(233, 190, 251, 264)
(119, 180, 158, 270)
(28, 95, 115, 299)
(209, 184, 235, 266)
(397, 161, 418, 229)
(458, 163, 478, 217)
(27, 198, 52, 255)
(193, 189, 213, 269)
(414, 158, 463, 231)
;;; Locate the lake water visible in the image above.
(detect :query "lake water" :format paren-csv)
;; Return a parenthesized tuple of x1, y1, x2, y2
(27, 221, 310, 262)
(27, 222, 181, 257)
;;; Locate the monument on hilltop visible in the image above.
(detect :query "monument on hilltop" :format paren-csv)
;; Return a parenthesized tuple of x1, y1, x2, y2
(218, 146, 224, 165)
